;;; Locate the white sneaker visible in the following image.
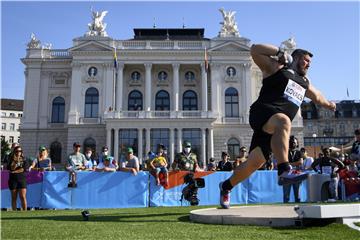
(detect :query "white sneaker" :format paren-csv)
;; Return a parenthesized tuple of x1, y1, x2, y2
(278, 170, 309, 185)
(327, 198, 337, 203)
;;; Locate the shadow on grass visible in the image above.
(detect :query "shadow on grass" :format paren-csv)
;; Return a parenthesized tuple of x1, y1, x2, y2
(2, 212, 188, 223)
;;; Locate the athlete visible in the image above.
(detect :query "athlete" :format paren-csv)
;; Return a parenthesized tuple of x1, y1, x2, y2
(219, 44, 336, 209)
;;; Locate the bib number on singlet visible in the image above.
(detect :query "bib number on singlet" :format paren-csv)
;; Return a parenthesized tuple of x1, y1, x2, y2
(283, 79, 306, 106)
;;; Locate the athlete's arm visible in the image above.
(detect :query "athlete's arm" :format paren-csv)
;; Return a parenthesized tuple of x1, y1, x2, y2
(305, 82, 336, 111)
(250, 44, 283, 78)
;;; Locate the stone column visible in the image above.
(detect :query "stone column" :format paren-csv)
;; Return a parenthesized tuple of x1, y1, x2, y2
(68, 62, 82, 124)
(201, 128, 206, 168)
(169, 128, 175, 165)
(146, 128, 151, 153)
(210, 63, 221, 119)
(39, 71, 50, 128)
(172, 63, 180, 112)
(244, 62, 252, 124)
(201, 63, 208, 111)
(114, 128, 119, 161)
(104, 63, 113, 111)
(116, 63, 124, 111)
(138, 128, 143, 164)
(106, 128, 112, 154)
(144, 63, 152, 111)
(177, 128, 183, 153)
(208, 128, 214, 158)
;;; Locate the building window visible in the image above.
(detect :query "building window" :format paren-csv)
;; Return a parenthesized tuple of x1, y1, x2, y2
(119, 129, 138, 157)
(83, 137, 96, 155)
(225, 87, 239, 117)
(155, 90, 170, 110)
(128, 90, 143, 110)
(18, 113, 22, 118)
(9, 136, 14, 143)
(17, 136, 20, 143)
(183, 90, 198, 110)
(150, 129, 170, 153)
(158, 71, 168, 81)
(50, 141, 62, 164)
(226, 67, 236, 77)
(9, 113, 15, 117)
(185, 71, 195, 81)
(1, 123, 6, 130)
(1, 136, 5, 141)
(227, 138, 240, 161)
(51, 96, 65, 123)
(9, 123, 15, 131)
(131, 71, 141, 81)
(85, 87, 99, 118)
(1, 112, 6, 117)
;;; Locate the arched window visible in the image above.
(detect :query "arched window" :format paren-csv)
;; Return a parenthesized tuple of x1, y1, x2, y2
(227, 138, 240, 161)
(155, 90, 170, 110)
(50, 141, 62, 164)
(83, 137, 96, 154)
(85, 88, 99, 118)
(51, 97, 65, 123)
(225, 87, 239, 117)
(128, 90, 143, 110)
(183, 90, 198, 110)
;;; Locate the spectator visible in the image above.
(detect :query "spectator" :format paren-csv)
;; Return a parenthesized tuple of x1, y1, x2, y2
(311, 147, 345, 202)
(172, 141, 198, 172)
(283, 136, 303, 203)
(84, 148, 97, 171)
(207, 158, 217, 171)
(95, 156, 116, 172)
(300, 148, 314, 170)
(66, 142, 86, 188)
(149, 148, 169, 186)
(7, 146, 28, 210)
(98, 146, 118, 169)
(2, 142, 19, 170)
(233, 147, 247, 169)
(29, 146, 52, 171)
(350, 129, 360, 161)
(217, 152, 233, 171)
(259, 152, 274, 170)
(119, 147, 140, 175)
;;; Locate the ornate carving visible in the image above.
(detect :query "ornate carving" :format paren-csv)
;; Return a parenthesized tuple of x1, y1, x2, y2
(27, 33, 41, 49)
(85, 8, 108, 37)
(218, 8, 240, 37)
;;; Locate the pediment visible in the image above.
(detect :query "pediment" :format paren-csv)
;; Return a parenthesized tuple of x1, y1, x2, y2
(210, 41, 250, 52)
(69, 41, 113, 52)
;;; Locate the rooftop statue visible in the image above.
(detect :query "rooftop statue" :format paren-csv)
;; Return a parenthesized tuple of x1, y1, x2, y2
(219, 8, 240, 37)
(27, 33, 41, 49)
(85, 8, 108, 37)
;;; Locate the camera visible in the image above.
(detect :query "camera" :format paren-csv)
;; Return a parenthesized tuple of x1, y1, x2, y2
(181, 173, 205, 206)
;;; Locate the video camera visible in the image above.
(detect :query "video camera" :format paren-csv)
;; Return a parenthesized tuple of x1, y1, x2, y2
(181, 173, 205, 206)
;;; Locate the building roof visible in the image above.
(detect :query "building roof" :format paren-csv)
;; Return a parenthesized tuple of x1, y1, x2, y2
(1, 99, 24, 111)
(132, 28, 207, 41)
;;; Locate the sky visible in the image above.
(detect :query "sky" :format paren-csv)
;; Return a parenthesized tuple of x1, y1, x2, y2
(1, 0, 359, 101)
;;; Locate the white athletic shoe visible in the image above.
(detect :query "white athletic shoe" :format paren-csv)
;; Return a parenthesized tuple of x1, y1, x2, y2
(278, 170, 309, 185)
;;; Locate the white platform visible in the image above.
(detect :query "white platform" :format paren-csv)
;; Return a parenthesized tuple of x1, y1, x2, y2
(190, 204, 360, 228)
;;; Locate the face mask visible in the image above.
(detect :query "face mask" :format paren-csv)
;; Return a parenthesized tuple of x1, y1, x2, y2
(86, 153, 92, 158)
(184, 147, 191, 154)
(103, 151, 108, 156)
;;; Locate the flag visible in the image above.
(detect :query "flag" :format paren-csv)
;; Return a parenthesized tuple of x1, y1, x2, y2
(204, 47, 209, 72)
(346, 87, 349, 97)
(113, 47, 118, 69)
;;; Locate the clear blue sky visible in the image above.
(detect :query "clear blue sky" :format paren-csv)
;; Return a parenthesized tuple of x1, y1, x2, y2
(1, 1, 359, 101)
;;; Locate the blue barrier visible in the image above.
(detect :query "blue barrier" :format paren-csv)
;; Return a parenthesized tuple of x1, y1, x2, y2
(1, 171, 309, 209)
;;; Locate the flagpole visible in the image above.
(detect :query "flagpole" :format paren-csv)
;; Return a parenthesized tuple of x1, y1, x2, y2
(113, 45, 118, 111)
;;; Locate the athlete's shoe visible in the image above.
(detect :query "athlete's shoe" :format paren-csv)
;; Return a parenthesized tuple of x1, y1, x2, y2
(219, 182, 230, 209)
(278, 170, 309, 185)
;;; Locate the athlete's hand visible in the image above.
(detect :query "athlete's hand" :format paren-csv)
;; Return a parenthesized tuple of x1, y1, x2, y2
(328, 101, 336, 111)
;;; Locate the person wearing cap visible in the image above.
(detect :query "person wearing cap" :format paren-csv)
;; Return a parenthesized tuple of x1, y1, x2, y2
(98, 146, 118, 170)
(149, 147, 169, 186)
(95, 155, 116, 172)
(65, 142, 86, 187)
(84, 148, 97, 171)
(29, 146, 52, 171)
(207, 158, 217, 171)
(119, 147, 140, 175)
(172, 141, 198, 172)
(217, 152, 233, 171)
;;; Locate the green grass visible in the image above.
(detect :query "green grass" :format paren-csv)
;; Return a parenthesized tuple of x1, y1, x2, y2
(1, 206, 359, 240)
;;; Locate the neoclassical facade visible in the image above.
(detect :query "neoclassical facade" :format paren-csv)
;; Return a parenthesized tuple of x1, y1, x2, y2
(20, 9, 304, 166)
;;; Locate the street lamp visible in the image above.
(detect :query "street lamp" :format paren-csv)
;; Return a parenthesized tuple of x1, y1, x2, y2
(312, 133, 317, 158)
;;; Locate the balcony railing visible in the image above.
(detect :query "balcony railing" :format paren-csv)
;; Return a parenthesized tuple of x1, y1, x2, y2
(103, 110, 215, 119)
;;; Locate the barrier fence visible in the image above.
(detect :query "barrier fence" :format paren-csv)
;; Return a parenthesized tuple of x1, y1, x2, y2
(1, 170, 308, 209)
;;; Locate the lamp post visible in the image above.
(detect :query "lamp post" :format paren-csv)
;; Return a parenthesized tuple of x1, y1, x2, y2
(312, 133, 317, 159)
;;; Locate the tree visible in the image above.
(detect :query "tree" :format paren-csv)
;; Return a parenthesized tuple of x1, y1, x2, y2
(1, 139, 10, 161)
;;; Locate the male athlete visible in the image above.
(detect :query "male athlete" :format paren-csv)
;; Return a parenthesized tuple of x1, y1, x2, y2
(219, 44, 336, 209)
